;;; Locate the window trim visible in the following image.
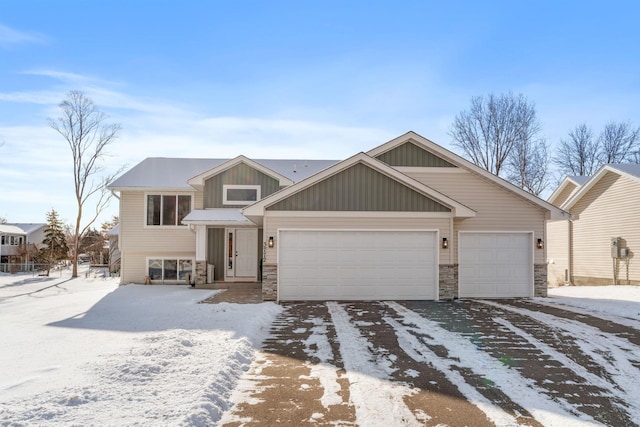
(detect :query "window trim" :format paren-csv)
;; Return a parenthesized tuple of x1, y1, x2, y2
(144, 192, 193, 227)
(222, 185, 261, 206)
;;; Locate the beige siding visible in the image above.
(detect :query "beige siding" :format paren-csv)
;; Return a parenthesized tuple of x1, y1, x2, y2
(263, 214, 452, 265)
(546, 219, 570, 286)
(406, 170, 547, 264)
(550, 182, 579, 207)
(119, 191, 197, 283)
(571, 172, 640, 284)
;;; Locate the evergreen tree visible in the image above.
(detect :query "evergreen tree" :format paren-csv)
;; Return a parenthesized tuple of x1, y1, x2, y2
(40, 209, 69, 276)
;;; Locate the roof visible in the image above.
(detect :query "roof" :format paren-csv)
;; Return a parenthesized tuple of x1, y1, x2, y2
(6, 223, 47, 234)
(108, 157, 339, 190)
(562, 163, 640, 210)
(182, 209, 253, 226)
(107, 223, 120, 237)
(568, 175, 590, 185)
(547, 176, 588, 207)
(610, 163, 640, 179)
(0, 224, 27, 235)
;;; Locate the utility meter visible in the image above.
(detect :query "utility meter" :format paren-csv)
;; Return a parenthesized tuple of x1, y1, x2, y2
(611, 237, 621, 258)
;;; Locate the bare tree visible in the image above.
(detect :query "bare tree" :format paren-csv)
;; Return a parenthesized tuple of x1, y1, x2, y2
(554, 124, 600, 176)
(49, 90, 122, 278)
(506, 137, 550, 196)
(449, 92, 541, 177)
(598, 121, 640, 163)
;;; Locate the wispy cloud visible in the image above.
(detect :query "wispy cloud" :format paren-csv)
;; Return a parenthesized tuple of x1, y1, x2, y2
(0, 23, 46, 48)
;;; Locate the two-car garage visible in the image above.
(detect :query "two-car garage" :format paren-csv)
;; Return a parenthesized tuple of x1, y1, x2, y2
(277, 230, 534, 301)
(278, 230, 438, 301)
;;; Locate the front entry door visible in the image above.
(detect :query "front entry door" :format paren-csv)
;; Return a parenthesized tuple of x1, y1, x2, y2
(226, 228, 258, 279)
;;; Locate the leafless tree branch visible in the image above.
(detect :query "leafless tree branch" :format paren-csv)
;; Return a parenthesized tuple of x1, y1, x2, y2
(48, 90, 122, 278)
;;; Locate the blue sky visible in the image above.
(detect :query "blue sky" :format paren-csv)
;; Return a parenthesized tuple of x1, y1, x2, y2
(1, 1, 639, 227)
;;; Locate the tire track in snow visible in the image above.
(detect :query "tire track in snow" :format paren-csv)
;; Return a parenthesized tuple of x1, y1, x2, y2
(340, 302, 497, 427)
(326, 301, 423, 427)
(478, 299, 640, 425)
(388, 301, 602, 427)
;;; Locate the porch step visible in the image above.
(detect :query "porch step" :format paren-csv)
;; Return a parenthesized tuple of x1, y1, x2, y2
(195, 282, 261, 290)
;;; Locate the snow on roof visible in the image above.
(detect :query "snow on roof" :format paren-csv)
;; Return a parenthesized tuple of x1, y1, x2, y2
(567, 175, 590, 185)
(108, 157, 339, 189)
(106, 223, 120, 236)
(610, 163, 640, 179)
(182, 209, 252, 224)
(6, 223, 47, 235)
(0, 224, 27, 235)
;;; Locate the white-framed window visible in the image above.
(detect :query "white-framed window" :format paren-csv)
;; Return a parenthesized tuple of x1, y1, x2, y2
(1, 235, 24, 246)
(146, 194, 192, 226)
(147, 258, 194, 282)
(222, 185, 261, 206)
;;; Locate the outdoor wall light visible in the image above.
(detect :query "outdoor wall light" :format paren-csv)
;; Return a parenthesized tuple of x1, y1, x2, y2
(442, 237, 448, 249)
(537, 238, 544, 249)
(268, 236, 274, 248)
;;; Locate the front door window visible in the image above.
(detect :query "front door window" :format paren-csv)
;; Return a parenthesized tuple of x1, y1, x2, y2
(225, 228, 258, 279)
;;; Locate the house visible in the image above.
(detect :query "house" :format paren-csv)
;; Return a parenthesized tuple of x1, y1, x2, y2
(547, 164, 640, 286)
(0, 223, 46, 273)
(108, 131, 567, 300)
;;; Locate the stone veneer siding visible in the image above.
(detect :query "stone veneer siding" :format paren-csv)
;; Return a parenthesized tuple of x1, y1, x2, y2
(439, 264, 458, 300)
(262, 263, 277, 301)
(195, 260, 207, 286)
(534, 264, 548, 297)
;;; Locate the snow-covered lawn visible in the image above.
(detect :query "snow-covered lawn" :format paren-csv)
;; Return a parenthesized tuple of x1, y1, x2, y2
(1, 269, 638, 427)
(0, 267, 281, 426)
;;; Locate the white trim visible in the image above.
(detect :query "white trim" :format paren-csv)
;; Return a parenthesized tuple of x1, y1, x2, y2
(276, 228, 440, 301)
(224, 227, 258, 281)
(223, 184, 261, 206)
(458, 230, 535, 298)
(547, 177, 582, 207)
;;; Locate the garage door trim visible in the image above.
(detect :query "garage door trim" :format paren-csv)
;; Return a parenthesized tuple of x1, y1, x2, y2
(277, 228, 440, 301)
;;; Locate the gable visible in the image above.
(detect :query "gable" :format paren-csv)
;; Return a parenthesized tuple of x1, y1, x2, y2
(375, 141, 456, 168)
(204, 163, 281, 208)
(266, 163, 451, 212)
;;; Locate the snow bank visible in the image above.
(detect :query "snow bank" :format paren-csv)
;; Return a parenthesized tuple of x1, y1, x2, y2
(0, 268, 281, 426)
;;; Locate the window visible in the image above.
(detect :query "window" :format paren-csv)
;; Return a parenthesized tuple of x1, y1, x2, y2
(146, 194, 192, 226)
(148, 258, 193, 282)
(223, 185, 261, 206)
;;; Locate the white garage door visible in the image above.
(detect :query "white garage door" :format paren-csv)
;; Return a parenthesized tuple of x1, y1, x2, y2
(459, 232, 533, 298)
(278, 230, 438, 301)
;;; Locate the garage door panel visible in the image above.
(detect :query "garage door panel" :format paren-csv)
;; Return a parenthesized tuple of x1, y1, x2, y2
(279, 230, 437, 301)
(459, 232, 533, 298)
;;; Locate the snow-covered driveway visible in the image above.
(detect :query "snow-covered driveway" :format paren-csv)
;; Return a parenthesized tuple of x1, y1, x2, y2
(221, 295, 640, 427)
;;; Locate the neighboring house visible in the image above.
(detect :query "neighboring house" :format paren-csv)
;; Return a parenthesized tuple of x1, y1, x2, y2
(108, 131, 566, 301)
(547, 164, 640, 286)
(0, 223, 46, 273)
(107, 223, 121, 274)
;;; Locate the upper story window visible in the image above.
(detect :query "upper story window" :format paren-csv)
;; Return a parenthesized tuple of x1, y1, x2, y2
(223, 185, 261, 206)
(1, 235, 24, 245)
(147, 194, 192, 226)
